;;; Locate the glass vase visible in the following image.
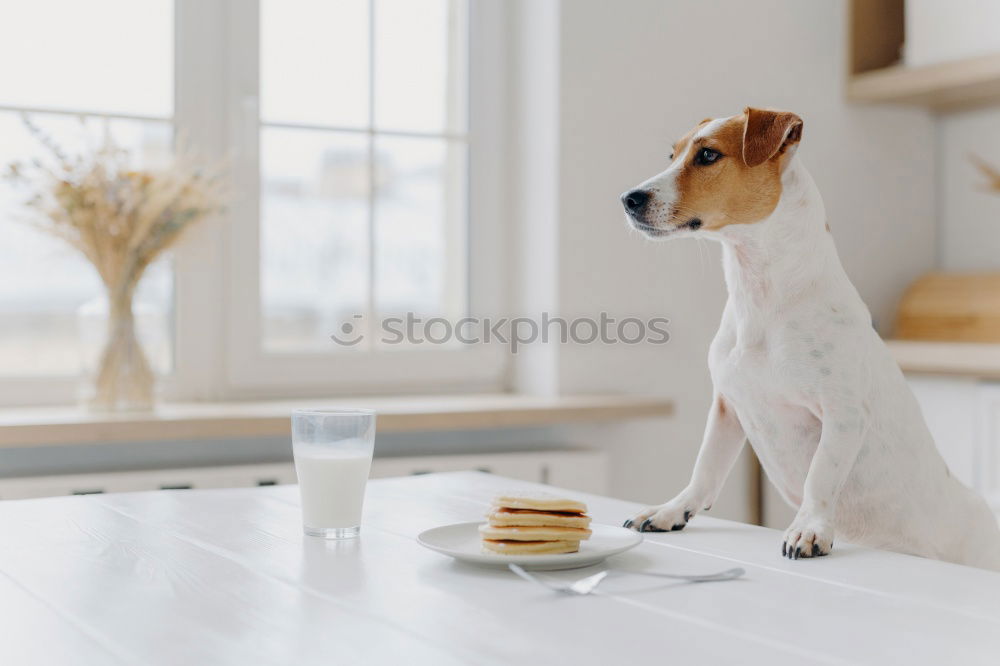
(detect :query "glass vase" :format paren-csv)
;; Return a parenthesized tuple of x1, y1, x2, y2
(77, 290, 164, 412)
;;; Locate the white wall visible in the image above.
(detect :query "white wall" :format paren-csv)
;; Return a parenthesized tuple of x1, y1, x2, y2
(939, 108, 1000, 270)
(508, 0, 937, 523)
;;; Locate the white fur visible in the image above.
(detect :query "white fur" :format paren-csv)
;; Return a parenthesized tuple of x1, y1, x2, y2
(694, 117, 727, 142)
(625, 128, 1000, 570)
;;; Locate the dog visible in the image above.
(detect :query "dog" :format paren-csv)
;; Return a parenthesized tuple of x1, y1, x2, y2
(620, 107, 1000, 570)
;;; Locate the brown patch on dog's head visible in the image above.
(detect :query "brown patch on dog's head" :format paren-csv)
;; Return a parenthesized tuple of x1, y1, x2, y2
(670, 108, 802, 231)
(623, 108, 803, 237)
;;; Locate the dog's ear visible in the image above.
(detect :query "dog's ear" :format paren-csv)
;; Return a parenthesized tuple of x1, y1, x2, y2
(741, 107, 803, 168)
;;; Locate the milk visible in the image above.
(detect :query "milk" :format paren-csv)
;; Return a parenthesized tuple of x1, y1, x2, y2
(294, 447, 372, 528)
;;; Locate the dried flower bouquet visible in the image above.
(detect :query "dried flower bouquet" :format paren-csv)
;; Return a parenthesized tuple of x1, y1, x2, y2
(972, 154, 1000, 195)
(4, 117, 223, 410)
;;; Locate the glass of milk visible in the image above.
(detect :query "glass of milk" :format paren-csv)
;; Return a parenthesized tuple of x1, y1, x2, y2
(291, 408, 376, 539)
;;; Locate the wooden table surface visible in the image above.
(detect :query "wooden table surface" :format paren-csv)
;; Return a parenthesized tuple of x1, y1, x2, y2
(1, 471, 998, 665)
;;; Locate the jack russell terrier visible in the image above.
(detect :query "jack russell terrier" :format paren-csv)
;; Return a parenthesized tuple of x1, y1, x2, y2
(620, 107, 1000, 570)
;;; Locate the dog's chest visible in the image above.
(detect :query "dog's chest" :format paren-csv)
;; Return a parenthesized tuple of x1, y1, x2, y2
(709, 311, 840, 409)
(711, 338, 811, 413)
(709, 321, 826, 488)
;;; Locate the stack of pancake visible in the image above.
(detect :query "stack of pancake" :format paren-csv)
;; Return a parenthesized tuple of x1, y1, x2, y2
(480, 493, 593, 555)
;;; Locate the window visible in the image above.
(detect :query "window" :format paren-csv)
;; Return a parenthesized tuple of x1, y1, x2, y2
(0, 0, 505, 405)
(0, 0, 174, 389)
(259, 0, 468, 352)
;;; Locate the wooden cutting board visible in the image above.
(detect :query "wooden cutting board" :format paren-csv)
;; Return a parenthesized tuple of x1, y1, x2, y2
(895, 272, 1000, 342)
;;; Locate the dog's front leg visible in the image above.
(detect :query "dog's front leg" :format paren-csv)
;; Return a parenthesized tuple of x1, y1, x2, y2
(783, 403, 866, 559)
(626, 394, 746, 532)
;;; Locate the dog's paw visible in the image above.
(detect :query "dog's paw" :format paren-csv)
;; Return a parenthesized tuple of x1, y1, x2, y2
(623, 498, 697, 533)
(782, 517, 834, 560)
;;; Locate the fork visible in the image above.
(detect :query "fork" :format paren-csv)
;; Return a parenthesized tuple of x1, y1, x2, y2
(508, 564, 609, 595)
(508, 563, 746, 595)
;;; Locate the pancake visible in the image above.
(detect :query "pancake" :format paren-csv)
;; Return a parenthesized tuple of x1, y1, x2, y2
(479, 524, 593, 541)
(487, 508, 592, 529)
(482, 539, 580, 555)
(491, 492, 588, 514)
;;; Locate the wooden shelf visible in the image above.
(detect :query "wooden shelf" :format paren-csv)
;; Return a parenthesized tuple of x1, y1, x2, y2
(886, 339, 1000, 378)
(846, 0, 1000, 112)
(847, 54, 1000, 112)
(0, 393, 673, 449)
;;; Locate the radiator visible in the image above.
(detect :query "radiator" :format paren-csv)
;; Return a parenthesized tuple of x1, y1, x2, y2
(0, 449, 608, 500)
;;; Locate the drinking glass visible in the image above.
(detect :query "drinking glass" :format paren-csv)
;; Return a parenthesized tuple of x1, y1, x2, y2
(291, 408, 376, 538)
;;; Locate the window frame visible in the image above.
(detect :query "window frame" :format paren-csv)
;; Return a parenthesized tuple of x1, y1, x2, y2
(213, 0, 506, 397)
(192, 0, 507, 397)
(0, 0, 509, 407)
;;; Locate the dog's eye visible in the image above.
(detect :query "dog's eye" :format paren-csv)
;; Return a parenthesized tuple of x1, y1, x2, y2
(695, 147, 722, 165)
(668, 152, 674, 161)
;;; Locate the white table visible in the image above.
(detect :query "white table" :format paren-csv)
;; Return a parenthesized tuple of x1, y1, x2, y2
(1, 472, 998, 665)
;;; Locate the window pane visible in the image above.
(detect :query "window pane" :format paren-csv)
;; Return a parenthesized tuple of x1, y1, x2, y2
(259, 1, 470, 354)
(374, 0, 467, 133)
(0, 112, 173, 376)
(261, 0, 370, 128)
(0, 0, 172, 117)
(374, 136, 466, 323)
(261, 127, 370, 352)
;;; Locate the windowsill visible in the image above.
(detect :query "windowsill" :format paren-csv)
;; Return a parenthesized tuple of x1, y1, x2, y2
(0, 393, 674, 449)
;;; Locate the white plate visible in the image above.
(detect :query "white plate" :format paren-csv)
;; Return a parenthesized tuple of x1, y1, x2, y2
(417, 522, 643, 570)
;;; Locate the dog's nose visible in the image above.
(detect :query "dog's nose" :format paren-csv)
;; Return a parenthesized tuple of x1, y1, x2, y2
(621, 189, 650, 214)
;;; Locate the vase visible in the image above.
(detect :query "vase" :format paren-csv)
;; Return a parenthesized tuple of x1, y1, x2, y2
(77, 290, 161, 412)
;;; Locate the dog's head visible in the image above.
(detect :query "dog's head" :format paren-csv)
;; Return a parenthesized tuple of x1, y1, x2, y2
(621, 107, 803, 239)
